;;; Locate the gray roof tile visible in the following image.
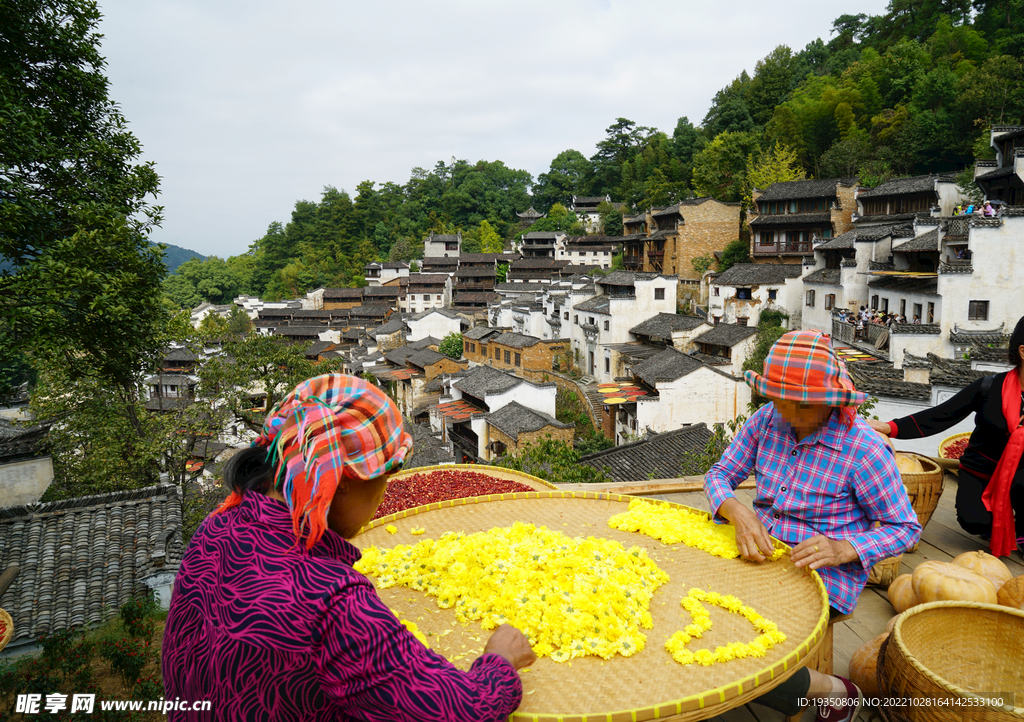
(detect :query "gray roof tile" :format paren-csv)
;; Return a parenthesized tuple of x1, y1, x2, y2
(857, 174, 952, 198)
(0, 484, 183, 647)
(492, 332, 541, 348)
(580, 424, 713, 483)
(453, 365, 523, 399)
(804, 268, 842, 286)
(692, 324, 758, 347)
(712, 263, 803, 286)
(755, 178, 856, 201)
(485, 401, 572, 441)
(631, 347, 705, 386)
(630, 313, 707, 338)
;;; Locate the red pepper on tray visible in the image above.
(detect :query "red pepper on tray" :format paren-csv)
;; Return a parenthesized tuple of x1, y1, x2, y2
(373, 470, 535, 519)
(944, 438, 969, 459)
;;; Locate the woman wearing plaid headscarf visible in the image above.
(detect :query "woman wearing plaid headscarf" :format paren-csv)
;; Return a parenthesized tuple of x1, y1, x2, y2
(704, 331, 921, 722)
(162, 374, 535, 721)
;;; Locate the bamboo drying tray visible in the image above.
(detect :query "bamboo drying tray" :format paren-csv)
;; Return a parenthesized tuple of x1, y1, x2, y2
(878, 601, 1024, 721)
(354, 492, 830, 722)
(387, 464, 559, 491)
(938, 432, 971, 468)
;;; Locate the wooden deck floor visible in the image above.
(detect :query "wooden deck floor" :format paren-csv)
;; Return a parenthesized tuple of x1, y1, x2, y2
(650, 472, 1024, 722)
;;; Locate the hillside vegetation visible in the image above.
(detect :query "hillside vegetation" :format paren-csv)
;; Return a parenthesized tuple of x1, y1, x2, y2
(163, 0, 1023, 307)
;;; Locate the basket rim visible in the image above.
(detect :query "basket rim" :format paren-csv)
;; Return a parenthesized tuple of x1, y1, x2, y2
(389, 463, 559, 490)
(0, 608, 12, 652)
(890, 600, 1024, 706)
(357, 491, 833, 721)
(937, 432, 972, 459)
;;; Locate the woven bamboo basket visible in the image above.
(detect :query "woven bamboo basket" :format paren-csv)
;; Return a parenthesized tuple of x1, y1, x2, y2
(0, 609, 12, 652)
(354, 491, 830, 722)
(877, 601, 1024, 721)
(869, 453, 946, 584)
(869, 554, 905, 588)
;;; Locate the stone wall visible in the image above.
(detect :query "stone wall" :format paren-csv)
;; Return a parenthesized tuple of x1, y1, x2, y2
(485, 340, 567, 374)
(669, 200, 742, 281)
(833, 183, 858, 236)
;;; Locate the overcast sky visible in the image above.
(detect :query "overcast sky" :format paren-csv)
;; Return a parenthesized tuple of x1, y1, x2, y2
(96, 0, 891, 260)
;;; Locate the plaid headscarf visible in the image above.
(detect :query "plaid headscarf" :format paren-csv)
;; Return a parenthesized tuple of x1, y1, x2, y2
(744, 330, 867, 425)
(218, 374, 412, 548)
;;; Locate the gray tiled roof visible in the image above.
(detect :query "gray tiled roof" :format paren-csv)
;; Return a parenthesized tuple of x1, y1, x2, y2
(630, 313, 707, 338)
(453, 365, 522, 399)
(403, 422, 456, 468)
(692, 324, 758, 347)
(383, 347, 418, 366)
(363, 286, 402, 297)
(749, 212, 832, 227)
(453, 292, 499, 304)
(162, 348, 199, 362)
(407, 336, 442, 350)
(523, 231, 563, 240)
(323, 287, 364, 299)
(464, 326, 501, 341)
(455, 267, 497, 278)
(493, 332, 541, 348)
(815, 231, 856, 249)
(406, 273, 450, 285)
(857, 174, 952, 198)
(855, 224, 915, 241)
(511, 258, 570, 269)
(273, 325, 324, 337)
(485, 401, 571, 441)
(892, 228, 939, 253)
(372, 319, 409, 336)
(756, 178, 856, 201)
(0, 484, 184, 647)
(579, 424, 713, 483)
(406, 348, 447, 368)
(631, 347, 705, 386)
(421, 257, 460, 266)
(890, 323, 942, 334)
(846, 364, 931, 401)
(597, 270, 657, 286)
(713, 263, 803, 286)
(949, 326, 1008, 345)
(939, 260, 973, 274)
(854, 213, 920, 225)
(574, 296, 611, 314)
(926, 353, 990, 387)
(426, 233, 460, 243)
(867, 276, 939, 295)
(804, 268, 842, 286)
(495, 282, 547, 293)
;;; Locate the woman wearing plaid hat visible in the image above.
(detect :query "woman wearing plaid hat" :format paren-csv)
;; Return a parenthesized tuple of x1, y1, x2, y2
(705, 330, 921, 722)
(162, 374, 535, 721)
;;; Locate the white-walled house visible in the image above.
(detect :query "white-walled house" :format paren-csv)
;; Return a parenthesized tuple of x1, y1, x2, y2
(406, 308, 464, 343)
(364, 261, 410, 287)
(566, 271, 678, 382)
(610, 347, 750, 445)
(708, 264, 802, 327)
(853, 174, 963, 226)
(689, 324, 759, 376)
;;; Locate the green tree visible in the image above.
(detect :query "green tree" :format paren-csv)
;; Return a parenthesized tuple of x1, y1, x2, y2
(0, 0, 166, 394)
(717, 238, 751, 272)
(743, 141, 806, 210)
(691, 132, 762, 203)
(742, 320, 788, 409)
(602, 208, 624, 236)
(532, 149, 593, 211)
(438, 332, 463, 360)
(493, 437, 611, 484)
(589, 118, 656, 196)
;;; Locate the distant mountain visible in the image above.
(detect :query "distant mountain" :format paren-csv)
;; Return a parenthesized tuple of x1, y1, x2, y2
(153, 242, 205, 274)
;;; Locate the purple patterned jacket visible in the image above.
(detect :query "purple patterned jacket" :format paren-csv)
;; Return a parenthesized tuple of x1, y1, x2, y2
(162, 491, 522, 721)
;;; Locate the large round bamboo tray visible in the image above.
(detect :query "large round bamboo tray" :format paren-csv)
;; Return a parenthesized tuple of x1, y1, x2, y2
(354, 492, 830, 722)
(388, 463, 559, 491)
(878, 601, 1024, 721)
(938, 433, 971, 467)
(0, 609, 12, 652)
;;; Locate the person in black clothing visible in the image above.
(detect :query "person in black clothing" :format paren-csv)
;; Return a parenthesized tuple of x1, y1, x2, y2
(869, 316, 1024, 553)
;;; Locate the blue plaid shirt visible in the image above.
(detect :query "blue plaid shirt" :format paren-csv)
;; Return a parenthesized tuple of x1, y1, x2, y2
(705, 404, 921, 614)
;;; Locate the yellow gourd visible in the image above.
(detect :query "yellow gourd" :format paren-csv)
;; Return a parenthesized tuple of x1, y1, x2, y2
(849, 632, 888, 698)
(894, 453, 925, 475)
(951, 550, 1012, 592)
(887, 573, 919, 613)
(911, 560, 998, 604)
(997, 576, 1024, 610)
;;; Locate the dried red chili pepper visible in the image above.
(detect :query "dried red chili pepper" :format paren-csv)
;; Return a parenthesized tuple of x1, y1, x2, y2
(944, 438, 969, 459)
(373, 469, 534, 519)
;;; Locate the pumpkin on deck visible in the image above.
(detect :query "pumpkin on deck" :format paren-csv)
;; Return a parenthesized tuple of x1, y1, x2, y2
(997, 576, 1024, 610)
(911, 560, 998, 604)
(950, 550, 1012, 592)
(887, 573, 919, 613)
(848, 632, 888, 698)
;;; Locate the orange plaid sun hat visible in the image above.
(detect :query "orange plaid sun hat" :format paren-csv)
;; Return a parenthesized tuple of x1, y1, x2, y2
(744, 330, 867, 420)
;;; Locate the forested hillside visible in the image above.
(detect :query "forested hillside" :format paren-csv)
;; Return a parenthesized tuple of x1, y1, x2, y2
(163, 0, 1024, 308)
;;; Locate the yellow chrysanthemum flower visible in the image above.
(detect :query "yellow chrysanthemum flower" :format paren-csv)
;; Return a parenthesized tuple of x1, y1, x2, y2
(665, 588, 787, 666)
(609, 499, 786, 561)
(355, 523, 669, 663)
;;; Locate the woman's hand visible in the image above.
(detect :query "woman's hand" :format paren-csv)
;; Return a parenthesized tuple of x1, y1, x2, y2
(868, 419, 891, 436)
(718, 497, 774, 562)
(483, 624, 537, 671)
(791, 535, 859, 571)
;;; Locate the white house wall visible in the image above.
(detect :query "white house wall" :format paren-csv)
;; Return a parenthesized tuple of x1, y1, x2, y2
(485, 383, 557, 418)
(407, 312, 461, 343)
(866, 394, 974, 458)
(634, 368, 750, 433)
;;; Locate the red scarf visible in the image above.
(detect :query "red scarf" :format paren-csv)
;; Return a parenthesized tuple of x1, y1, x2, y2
(981, 371, 1024, 557)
